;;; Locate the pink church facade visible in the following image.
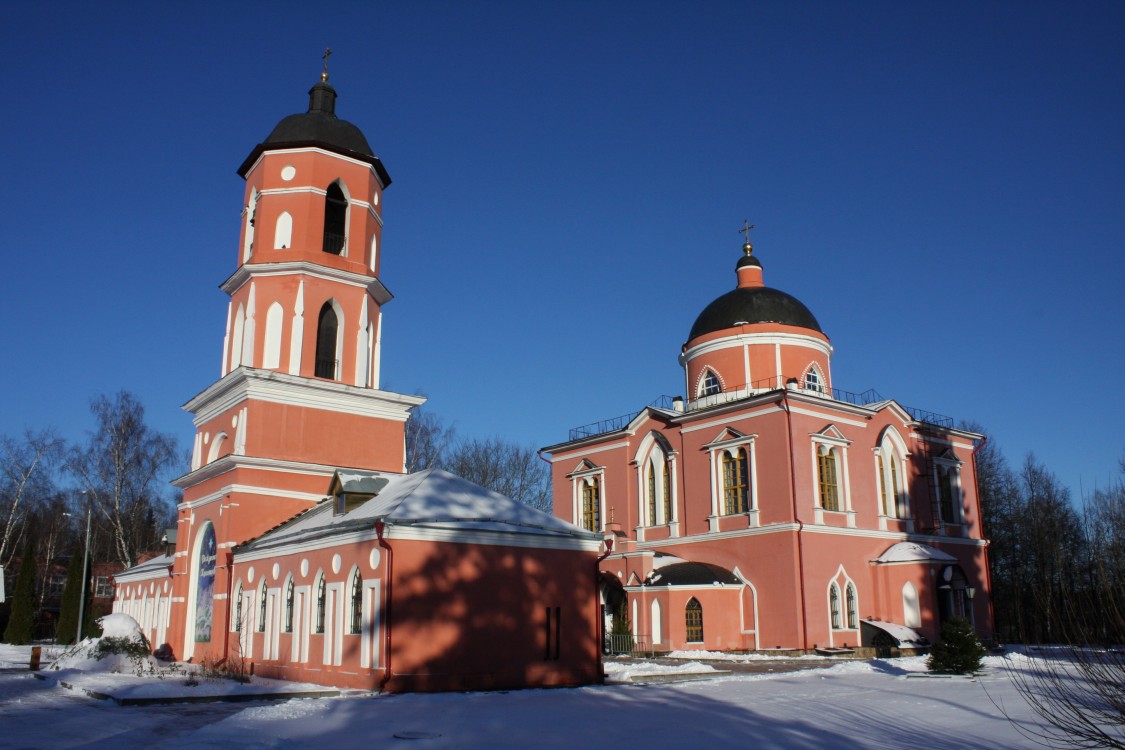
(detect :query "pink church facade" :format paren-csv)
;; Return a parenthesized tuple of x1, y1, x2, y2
(113, 73, 602, 692)
(544, 240, 993, 655)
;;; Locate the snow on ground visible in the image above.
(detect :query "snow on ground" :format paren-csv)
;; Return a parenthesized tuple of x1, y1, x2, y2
(666, 649, 832, 662)
(0, 650, 1065, 749)
(604, 659, 719, 681)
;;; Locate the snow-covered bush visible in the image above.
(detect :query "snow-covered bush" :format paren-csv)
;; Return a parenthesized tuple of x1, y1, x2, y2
(51, 613, 159, 676)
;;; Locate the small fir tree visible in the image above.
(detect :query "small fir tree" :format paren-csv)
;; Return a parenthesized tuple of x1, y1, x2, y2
(3, 539, 38, 645)
(56, 550, 95, 644)
(928, 616, 987, 674)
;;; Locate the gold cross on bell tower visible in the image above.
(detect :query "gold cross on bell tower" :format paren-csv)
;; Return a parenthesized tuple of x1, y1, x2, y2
(321, 48, 333, 82)
(739, 220, 755, 254)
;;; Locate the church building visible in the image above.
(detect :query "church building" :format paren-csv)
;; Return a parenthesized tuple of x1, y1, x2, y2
(112, 69, 602, 693)
(543, 234, 993, 655)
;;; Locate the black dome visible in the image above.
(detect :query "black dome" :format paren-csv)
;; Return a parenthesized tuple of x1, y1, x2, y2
(264, 111, 373, 155)
(237, 81, 390, 186)
(688, 286, 822, 341)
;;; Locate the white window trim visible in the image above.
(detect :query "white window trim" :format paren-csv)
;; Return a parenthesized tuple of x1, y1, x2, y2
(934, 452, 965, 532)
(874, 429, 912, 531)
(827, 566, 859, 647)
(634, 435, 679, 536)
(705, 430, 760, 532)
(569, 462, 606, 533)
(811, 429, 853, 527)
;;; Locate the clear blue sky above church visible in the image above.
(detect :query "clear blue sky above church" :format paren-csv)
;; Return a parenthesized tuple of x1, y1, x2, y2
(2, 2, 1122, 498)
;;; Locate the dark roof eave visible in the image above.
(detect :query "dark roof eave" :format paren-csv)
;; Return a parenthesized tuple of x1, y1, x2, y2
(237, 141, 392, 186)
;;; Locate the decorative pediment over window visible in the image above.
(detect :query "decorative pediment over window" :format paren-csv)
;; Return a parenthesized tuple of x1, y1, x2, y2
(812, 424, 851, 446)
(568, 458, 600, 477)
(704, 427, 756, 450)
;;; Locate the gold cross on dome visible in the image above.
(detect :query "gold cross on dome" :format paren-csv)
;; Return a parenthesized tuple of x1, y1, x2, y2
(321, 48, 333, 82)
(739, 220, 755, 253)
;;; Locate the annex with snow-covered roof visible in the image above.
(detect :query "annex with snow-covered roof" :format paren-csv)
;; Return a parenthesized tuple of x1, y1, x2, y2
(224, 468, 602, 692)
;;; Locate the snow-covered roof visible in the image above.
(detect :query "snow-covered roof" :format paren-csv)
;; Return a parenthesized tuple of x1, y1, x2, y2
(114, 554, 174, 583)
(861, 619, 930, 647)
(873, 542, 958, 565)
(238, 468, 598, 554)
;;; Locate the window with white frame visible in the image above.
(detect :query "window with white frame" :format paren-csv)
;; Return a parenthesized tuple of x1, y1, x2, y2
(233, 583, 243, 632)
(283, 578, 295, 633)
(315, 574, 326, 634)
(876, 430, 909, 518)
(933, 450, 963, 525)
(95, 576, 114, 598)
(846, 583, 858, 629)
(817, 445, 842, 512)
(569, 461, 605, 533)
(257, 579, 268, 632)
(637, 434, 676, 528)
(581, 476, 601, 532)
(803, 364, 825, 393)
(699, 369, 722, 397)
(705, 429, 758, 519)
(349, 570, 362, 635)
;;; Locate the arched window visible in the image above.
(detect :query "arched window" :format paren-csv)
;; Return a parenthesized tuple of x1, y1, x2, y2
(284, 579, 294, 633)
(257, 579, 267, 632)
(581, 477, 601, 532)
(263, 302, 284, 370)
(846, 583, 858, 629)
(350, 570, 362, 635)
(315, 575, 326, 634)
(243, 189, 259, 261)
(829, 583, 842, 629)
(817, 445, 841, 512)
(722, 447, 750, 514)
(647, 463, 657, 526)
(699, 369, 722, 397)
(685, 598, 704, 643)
(231, 304, 246, 371)
(274, 211, 293, 249)
(938, 465, 957, 523)
(902, 582, 921, 629)
(804, 365, 823, 393)
(662, 460, 672, 524)
(233, 583, 243, 632)
(315, 302, 339, 379)
(323, 182, 347, 254)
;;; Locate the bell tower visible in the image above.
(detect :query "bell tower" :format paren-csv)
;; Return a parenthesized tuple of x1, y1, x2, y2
(168, 67, 424, 660)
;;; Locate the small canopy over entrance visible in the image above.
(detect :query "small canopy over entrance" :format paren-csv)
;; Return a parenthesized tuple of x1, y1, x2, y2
(861, 619, 929, 651)
(872, 542, 958, 565)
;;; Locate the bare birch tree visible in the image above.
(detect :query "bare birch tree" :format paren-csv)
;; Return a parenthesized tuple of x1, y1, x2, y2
(66, 392, 178, 568)
(0, 430, 64, 566)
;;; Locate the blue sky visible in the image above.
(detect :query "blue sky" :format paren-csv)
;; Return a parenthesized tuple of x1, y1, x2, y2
(2, 2, 1122, 499)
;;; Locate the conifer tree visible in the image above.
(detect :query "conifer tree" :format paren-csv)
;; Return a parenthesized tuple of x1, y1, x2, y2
(2, 538, 38, 645)
(927, 617, 986, 674)
(56, 550, 94, 644)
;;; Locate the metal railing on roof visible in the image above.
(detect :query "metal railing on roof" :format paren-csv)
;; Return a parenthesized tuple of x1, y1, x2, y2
(567, 382, 955, 441)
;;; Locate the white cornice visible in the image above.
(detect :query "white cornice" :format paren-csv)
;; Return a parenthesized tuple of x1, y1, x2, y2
(547, 440, 630, 461)
(638, 523, 801, 548)
(680, 405, 784, 434)
(235, 522, 599, 562)
(244, 147, 386, 189)
(178, 482, 326, 510)
(181, 367, 425, 427)
(682, 331, 833, 364)
(221, 261, 393, 306)
(172, 453, 353, 489)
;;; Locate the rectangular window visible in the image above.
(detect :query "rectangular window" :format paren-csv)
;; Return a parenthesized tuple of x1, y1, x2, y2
(722, 449, 750, 514)
(95, 576, 113, 598)
(938, 468, 956, 523)
(581, 478, 601, 532)
(543, 606, 561, 660)
(818, 451, 840, 512)
(48, 573, 66, 595)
